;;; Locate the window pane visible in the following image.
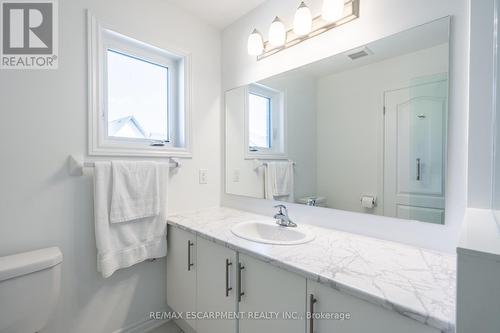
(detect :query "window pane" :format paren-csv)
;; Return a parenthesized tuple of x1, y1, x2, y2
(107, 50, 169, 141)
(248, 93, 271, 149)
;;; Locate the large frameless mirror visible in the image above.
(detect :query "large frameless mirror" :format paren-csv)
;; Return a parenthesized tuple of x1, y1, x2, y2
(225, 17, 450, 225)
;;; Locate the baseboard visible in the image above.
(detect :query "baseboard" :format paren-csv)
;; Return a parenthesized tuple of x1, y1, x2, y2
(111, 317, 171, 333)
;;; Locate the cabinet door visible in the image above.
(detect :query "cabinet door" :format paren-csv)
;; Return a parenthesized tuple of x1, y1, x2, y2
(238, 253, 306, 333)
(166, 226, 197, 330)
(307, 280, 439, 333)
(196, 237, 237, 333)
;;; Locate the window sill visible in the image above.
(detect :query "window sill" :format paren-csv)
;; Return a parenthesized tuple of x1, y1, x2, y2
(89, 144, 192, 158)
(244, 151, 287, 160)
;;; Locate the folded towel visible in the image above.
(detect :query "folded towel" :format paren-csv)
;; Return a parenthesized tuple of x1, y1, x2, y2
(110, 161, 160, 223)
(265, 161, 294, 202)
(93, 161, 168, 278)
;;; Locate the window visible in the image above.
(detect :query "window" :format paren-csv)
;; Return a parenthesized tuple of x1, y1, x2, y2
(245, 84, 286, 158)
(88, 13, 191, 157)
(107, 50, 169, 141)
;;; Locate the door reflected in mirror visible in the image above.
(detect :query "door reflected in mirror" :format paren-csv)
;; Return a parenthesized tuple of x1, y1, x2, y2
(225, 17, 450, 224)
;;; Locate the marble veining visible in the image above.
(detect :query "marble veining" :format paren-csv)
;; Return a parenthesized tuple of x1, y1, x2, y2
(168, 207, 456, 332)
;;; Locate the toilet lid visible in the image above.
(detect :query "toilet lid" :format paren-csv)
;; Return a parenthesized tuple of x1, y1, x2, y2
(0, 247, 62, 282)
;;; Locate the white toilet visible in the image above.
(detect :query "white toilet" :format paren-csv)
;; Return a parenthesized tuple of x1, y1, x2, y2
(0, 247, 63, 333)
(297, 196, 327, 207)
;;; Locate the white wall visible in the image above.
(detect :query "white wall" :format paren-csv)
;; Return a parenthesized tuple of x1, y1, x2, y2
(0, 0, 221, 332)
(456, 1, 500, 330)
(316, 44, 448, 215)
(467, 0, 495, 209)
(222, 0, 469, 253)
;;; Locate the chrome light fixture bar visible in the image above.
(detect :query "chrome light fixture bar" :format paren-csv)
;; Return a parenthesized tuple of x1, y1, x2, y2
(253, 0, 359, 61)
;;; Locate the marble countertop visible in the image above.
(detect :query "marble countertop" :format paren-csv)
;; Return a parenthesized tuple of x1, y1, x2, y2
(168, 207, 456, 332)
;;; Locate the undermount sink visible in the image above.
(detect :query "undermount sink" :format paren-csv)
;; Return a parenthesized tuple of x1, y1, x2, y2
(231, 220, 315, 245)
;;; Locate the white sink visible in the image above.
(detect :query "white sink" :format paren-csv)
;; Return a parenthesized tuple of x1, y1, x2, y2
(231, 220, 315, 245)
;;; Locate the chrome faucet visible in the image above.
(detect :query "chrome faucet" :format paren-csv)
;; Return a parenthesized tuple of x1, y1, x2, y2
(274, 204, 297, 227)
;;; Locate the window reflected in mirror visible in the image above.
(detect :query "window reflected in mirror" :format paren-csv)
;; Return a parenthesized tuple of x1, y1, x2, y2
(248, 92, 271, 150)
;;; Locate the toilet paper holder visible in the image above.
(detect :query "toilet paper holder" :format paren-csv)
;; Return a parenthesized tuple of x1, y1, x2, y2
(360, 195, 376, 208)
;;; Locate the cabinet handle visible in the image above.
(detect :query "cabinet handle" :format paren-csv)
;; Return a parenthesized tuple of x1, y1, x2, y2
(187, 240, 194, 271)
(237, 263, 245, 302)
(309, 294, 317, 333)
(225, 259, 233, 297)
(416, 158, 421, 181)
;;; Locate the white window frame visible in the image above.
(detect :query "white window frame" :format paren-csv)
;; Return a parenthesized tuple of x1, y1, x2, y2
(87, 11, 192, 157)
(244, 83, 287, 159)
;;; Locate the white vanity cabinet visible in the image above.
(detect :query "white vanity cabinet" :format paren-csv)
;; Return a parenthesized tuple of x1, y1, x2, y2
(166, 226, 197, 330)
(306, 280, 439, 333)
(237, 253, 306, 333)
(167, 225, 442, 333)
(167, 226, 238, 333)
(196, 237, 237, 333)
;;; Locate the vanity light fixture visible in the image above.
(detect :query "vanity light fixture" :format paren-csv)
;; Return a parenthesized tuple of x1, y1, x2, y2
(293, 2, 313, 36)
(247, 29, 264, 56)
(269, 16, 287, 47)
(247, 0, 359, 60)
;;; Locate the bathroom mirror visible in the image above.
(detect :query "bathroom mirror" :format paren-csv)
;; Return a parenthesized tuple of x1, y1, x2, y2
(225, 17, 449, 224)
(493, 12, 500, 224)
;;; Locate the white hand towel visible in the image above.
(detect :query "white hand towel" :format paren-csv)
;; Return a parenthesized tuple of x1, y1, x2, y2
(265, 161, 294, 202)
(110, 161, 160, 223)
(93, 161, 168, 278)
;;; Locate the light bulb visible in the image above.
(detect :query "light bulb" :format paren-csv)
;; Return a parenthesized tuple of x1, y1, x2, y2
(269, 16, 286, 47)
(322, 0, 344, 22)
(293, 2, 312, 36)
(247, 29, 264, 56)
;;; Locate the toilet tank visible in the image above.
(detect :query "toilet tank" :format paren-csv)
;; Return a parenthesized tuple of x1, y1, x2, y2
(297, 196, 327, 207)
(0, 247, 63, 333)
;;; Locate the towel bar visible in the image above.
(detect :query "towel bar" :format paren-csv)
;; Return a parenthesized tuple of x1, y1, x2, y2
(68, 155, 180, 176)
(253, 159, 296, 170)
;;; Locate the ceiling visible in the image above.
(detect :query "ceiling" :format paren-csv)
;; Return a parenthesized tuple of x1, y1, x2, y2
(167, 0, 267, 29)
